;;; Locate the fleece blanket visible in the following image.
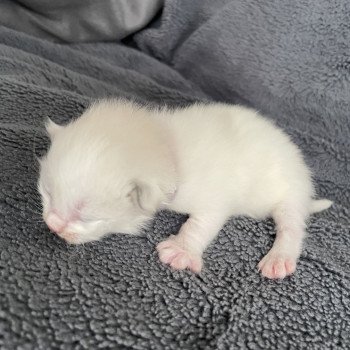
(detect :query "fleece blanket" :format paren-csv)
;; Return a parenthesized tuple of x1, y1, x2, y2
(0, 1, 349, 349)
(0, 0, 164, 43)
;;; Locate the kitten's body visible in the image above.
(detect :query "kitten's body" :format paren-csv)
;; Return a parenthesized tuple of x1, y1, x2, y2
(39, 100, 332, 279)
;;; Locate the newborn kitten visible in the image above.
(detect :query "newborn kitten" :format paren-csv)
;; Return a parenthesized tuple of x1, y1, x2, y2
(38, 100, 332, 279)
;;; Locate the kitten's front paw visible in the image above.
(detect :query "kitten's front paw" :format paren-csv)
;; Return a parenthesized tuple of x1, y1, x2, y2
(258, 250, 297, 279)
(156, 236, 203, 273)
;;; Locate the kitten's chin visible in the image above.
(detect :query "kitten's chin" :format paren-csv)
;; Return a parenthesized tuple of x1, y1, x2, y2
(57, 230, 105, 245)
(57, 234, 85, 245)
(57, 216, 152, 244)
(64, 236, 103, 245)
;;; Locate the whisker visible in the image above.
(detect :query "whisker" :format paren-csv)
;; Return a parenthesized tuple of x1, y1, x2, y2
(32, 128, 42, 174)
(30, 204, 43, 212)
(26, 206, 42, 213)
(26, 209, 43, 217)
(67, 244, 86, 260)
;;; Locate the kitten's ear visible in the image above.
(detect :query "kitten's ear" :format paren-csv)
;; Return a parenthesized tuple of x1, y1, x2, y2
(45, 118, 63, 138)
(128, 181, 163, 213)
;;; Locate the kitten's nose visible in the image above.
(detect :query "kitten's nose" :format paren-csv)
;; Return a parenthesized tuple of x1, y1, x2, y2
(46, 212, 66, 233)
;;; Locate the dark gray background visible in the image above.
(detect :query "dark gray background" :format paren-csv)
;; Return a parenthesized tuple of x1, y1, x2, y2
(0, 1, 349, 349)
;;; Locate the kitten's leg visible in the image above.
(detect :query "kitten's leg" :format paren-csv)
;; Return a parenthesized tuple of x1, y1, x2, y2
(258, 201, 308, 279)
(157, 215, 226, 273)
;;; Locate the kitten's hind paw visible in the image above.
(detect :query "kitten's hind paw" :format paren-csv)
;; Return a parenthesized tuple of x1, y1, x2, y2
(157, 236, 203, 273)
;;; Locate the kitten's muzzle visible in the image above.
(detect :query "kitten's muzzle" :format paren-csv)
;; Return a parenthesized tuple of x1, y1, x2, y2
(45, 211, 79, 243)
(46, 212, 66, 233)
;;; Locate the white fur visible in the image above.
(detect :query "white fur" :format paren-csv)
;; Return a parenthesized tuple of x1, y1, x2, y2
(38, 100, 332, 279)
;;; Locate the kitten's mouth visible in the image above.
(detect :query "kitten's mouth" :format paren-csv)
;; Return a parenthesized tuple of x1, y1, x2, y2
(57, 230, 79, 244)
(44, 210, 83, 244)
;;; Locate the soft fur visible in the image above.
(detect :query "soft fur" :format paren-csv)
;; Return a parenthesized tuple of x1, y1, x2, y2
(38, 100, 332, 279)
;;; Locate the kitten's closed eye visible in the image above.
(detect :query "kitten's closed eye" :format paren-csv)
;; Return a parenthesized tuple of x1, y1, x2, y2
(79, 216, 99, 224)
(38, 181, 50, 195)
(43, 187, 51, 198)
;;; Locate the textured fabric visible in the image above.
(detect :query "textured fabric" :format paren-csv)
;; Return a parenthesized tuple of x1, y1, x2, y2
(0, 0, 349, 347)
(135, 1, 350, 208)
(0, 0, 163, 43)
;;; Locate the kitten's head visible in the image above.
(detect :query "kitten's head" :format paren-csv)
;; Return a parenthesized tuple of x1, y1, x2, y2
(38, 102, 176, 244)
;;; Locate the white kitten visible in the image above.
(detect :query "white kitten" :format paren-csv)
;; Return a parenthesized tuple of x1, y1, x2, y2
(38, 100, 332, 279)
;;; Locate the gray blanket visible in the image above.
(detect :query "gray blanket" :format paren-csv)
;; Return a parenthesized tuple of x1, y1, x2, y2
(0, 0, 163, 43)
(0, 1, 349, 349)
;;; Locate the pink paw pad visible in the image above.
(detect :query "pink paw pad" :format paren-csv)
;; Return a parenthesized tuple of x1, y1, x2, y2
(156, 237, 203, 273)
(258, 252, 297, 279)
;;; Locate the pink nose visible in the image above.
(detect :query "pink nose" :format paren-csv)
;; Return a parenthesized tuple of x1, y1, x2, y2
(46, 212, 66, 233)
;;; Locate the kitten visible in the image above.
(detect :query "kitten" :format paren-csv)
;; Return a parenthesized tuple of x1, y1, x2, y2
(38, 100, 332, 279)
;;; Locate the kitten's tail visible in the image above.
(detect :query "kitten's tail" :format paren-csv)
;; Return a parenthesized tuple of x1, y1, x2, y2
(310, 199, 333, 214)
